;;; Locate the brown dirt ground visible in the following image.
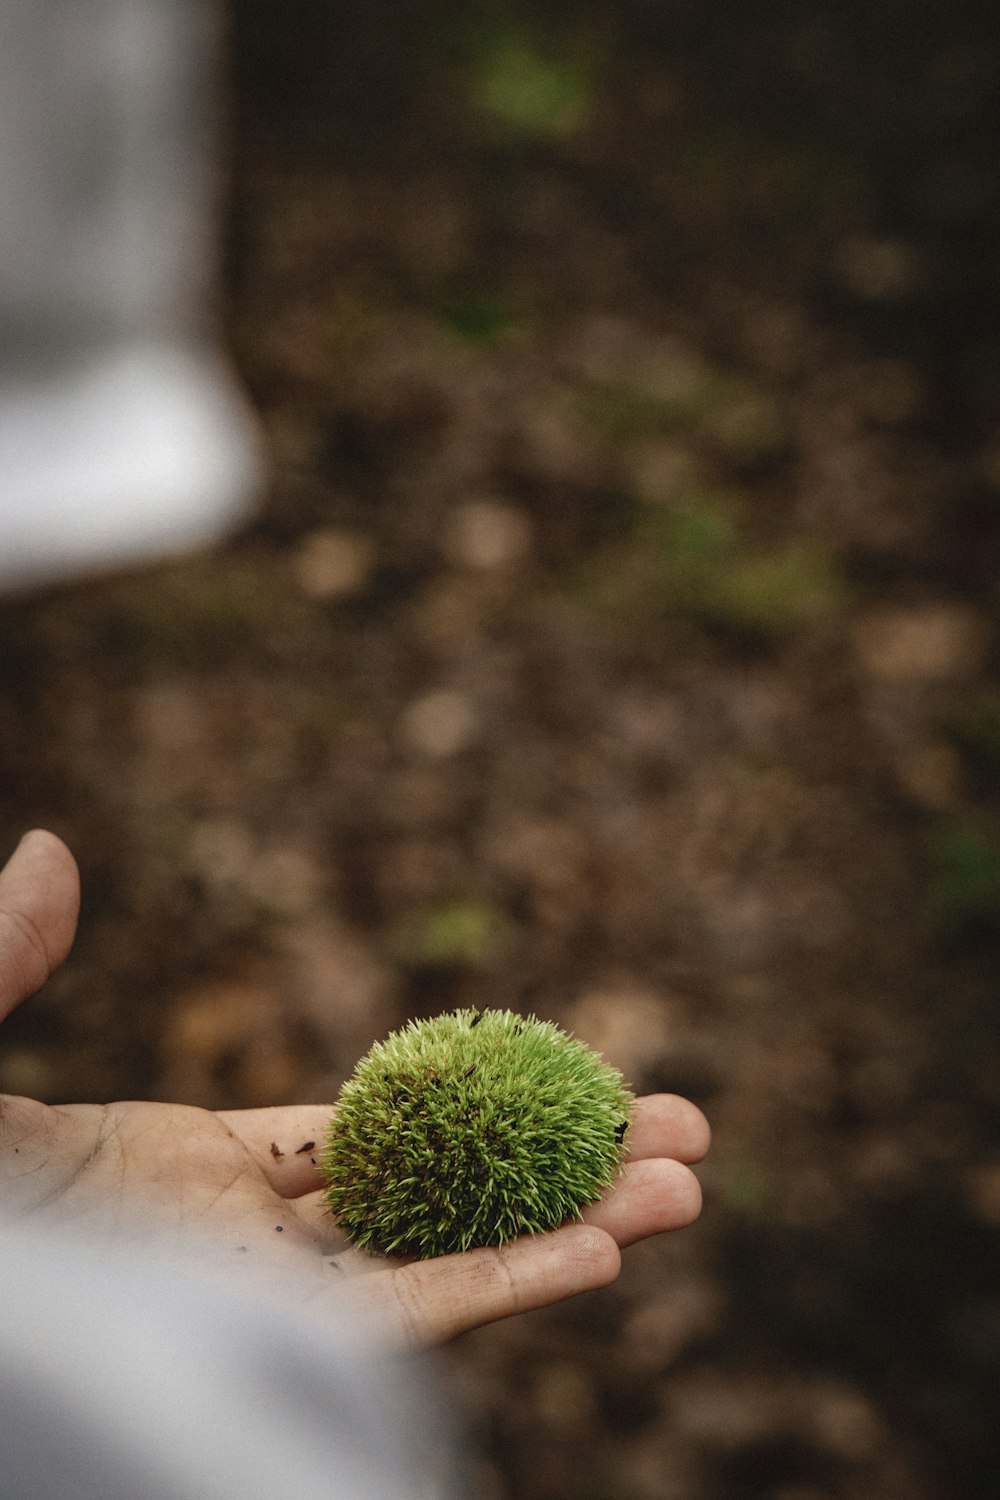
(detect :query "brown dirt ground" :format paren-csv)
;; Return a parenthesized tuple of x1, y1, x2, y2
(2, 4, 999, 1497)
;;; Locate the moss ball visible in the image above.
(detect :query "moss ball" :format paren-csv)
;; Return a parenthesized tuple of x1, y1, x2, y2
(321, 1008, 634, 1259)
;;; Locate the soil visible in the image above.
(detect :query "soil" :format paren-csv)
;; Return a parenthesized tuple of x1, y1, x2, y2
(2, 4, 999, 1498)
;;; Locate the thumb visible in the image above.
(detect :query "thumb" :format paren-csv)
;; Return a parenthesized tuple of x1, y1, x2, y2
(0, 830, 80, 1023)
(357, 1223, 622, 1346)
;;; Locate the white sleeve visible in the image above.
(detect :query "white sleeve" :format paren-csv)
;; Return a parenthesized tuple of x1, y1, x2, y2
(0, 1228, 458, 1500)
(0, 0, 259, 594)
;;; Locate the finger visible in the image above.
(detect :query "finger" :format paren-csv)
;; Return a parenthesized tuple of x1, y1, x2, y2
(581, 1156, 702, 1246)
(355, 1222, 621, 1345)
(0, 830, 80, 1023)
(286, 1149, 703, 1253)
(625, 1094, 711, 1165)
(221, 1093, 709, 1199)
(216, 1106, 335, 1196)
(286, 1095, 711, 1232)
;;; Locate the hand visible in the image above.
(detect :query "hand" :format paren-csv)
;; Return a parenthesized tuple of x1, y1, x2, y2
(0, 830, 709, 1345)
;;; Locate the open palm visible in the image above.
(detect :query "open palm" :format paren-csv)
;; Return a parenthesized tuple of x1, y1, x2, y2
(0, 831, 708, 1345)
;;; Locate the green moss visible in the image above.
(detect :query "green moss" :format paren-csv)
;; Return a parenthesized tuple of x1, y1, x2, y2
(578, 364, 787, 466)
(389, 898, 512, 969)
(570, 493, 844, 642)
(705, 544, 844, 637)
(579, 375, 717, 443)
(435, 288, 528, 347)
(322, 1008, 633, 1258)
(469, 31, 596, 139)
(569, 492, 737, 616)
(640, 497, 741, 579)
(927, 817, 1000, 936)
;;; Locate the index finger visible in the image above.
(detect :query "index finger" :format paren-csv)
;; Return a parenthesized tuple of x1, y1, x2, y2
(354, 1222, 622, 1345)
(219, 1093, 710, 1199)
(625, 1094, 711, 1164)
(216, 1105, 334, 1196)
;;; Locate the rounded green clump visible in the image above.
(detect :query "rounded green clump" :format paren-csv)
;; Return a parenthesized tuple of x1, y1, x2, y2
(321, 1007, 634, 1259)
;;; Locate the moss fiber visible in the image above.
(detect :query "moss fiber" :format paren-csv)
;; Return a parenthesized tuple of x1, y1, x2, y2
(321, 1008, 634, 1259)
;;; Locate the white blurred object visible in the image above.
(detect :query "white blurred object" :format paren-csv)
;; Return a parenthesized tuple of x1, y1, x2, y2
(0, 1226, 454, 1500)
(0, 0, 260, 592)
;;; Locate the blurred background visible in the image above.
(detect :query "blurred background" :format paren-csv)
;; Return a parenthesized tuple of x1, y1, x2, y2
(2, 1, 999, 1496)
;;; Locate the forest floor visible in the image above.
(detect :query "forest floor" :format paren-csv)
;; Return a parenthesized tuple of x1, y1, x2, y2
(2, 4, 999, 1498)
